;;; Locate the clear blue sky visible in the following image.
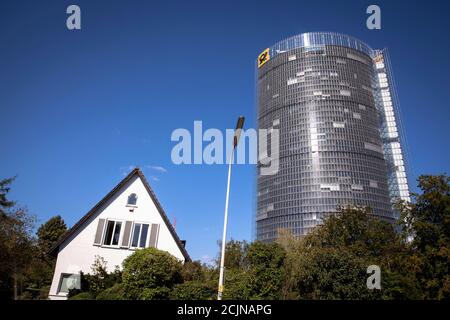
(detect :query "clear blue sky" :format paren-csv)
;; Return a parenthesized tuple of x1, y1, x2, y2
(1, 0, 449, 263)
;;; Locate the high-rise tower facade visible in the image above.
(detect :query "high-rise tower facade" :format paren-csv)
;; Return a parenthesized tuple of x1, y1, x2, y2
(256, 32, 410, 242)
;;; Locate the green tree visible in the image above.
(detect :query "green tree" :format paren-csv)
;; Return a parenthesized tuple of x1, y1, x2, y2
(122, 247, 182, 300)
(276, 228, 304, 299)
(280, 207, 419, 299)
(169, 260, 218, 300)
(220, 241, 286, 300)
(217, 239, 249, 269)
(245, 242, 285, 299)
(180, 261, 206, 282)
(398, 174, 450, 299)
(171, 281, 216, 300)
(21, 215, 68, 298)
(69, 291, 95, 300)
(0, 177, 36, 300)
(296, 247, 374, 299)
(304, 206, 400, 258)
(0, 177, 15, 216)
(87, 256, 122, 296)
(96, 283, 125, 300)
(222, 268, 251, 299)
(37, 215, 67, 255)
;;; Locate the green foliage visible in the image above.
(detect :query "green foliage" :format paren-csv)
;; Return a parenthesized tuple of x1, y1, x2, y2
(0, 177, 15, 214)
(0, 177, 36, 299)
(37, 215, 67, 254)
(85, 256, 122, 296)
(67, 257, 122, 299)
(245, 242, 286, 300)
(278, 207, 422, 300)
(170, 260, 217, 300)
(180, 261, 205, 282)
(122, 247, 182, 299)
(20, 259, 54, 298)
(398, 174, 450, 299)
(220, 239, 249, 269)
(276, 229, 304, 299)
(69, 291, 95, 300)
(222, 268, 251, 299)
(295, 247, 377, 299)
(304, 207, 400, 258)
(21, 215, 68, 298)
(220, 241, 286, 300)
(171, 281, 216, 300)
(246, 242, 285, 268)
(0, 178, 68, 299)
(0, 209, 36, 271)
(140, 287, 172, 300)
(96, 284, 125, 300)
(381, 266, 422, 299)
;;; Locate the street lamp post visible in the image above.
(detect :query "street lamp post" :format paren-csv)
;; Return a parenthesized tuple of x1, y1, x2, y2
(217, 116, 245, 300)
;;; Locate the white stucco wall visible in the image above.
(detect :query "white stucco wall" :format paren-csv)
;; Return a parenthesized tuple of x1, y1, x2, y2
(48, 174, 185, 299)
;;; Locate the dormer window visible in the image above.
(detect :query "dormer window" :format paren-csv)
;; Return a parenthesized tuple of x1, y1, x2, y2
(127, 193, 137, 206)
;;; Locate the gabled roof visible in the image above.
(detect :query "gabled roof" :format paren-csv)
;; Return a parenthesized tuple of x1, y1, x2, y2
(49, 168, 191, 262)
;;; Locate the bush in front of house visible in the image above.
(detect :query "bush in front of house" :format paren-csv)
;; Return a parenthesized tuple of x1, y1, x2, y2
(139, 287, 172, 300)
(122, 247, 183, 300)
(96, 283, 125, 300)
(69, 291, 95, 300)
(170, 280, 216, 300)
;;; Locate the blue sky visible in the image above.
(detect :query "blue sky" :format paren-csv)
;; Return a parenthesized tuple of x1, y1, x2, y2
(1, 0, 449, 262)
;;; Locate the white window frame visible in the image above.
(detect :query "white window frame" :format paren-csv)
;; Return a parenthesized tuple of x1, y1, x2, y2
(102, 219, 125, 248)
(129, 221, 150, 250)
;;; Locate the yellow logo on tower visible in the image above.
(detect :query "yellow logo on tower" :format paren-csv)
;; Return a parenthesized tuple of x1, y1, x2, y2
(257, 48, 270, 68)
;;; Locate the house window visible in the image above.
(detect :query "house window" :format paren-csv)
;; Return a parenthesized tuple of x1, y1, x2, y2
(127, 193, 137, 206)
(58, 273, 80, 294)
(103, 220, 122, 246)
(131, 223, 149, 248)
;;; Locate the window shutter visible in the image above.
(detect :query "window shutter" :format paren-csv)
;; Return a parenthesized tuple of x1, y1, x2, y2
(149, 224, 160, 248)
(93, 219, 106, 245)
(121, 221, 133, 248)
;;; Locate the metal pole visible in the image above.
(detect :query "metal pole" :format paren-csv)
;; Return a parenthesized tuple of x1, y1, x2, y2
(217, 116, 244, 300)
(217, 150, 234, 300)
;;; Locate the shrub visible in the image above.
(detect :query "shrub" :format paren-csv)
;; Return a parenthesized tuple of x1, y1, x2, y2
(69, 292, 95, 300)
(86, 256, 122, 296)
(180, 261, 205, 282)
(122, 247, 182, 299)
(171, 281, 216, 300)
(140, 287, 172, 300)
(96, 283, 125, 300)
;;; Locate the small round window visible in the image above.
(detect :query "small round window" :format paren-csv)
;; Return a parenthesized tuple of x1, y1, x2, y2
(127, 193, 137, 206)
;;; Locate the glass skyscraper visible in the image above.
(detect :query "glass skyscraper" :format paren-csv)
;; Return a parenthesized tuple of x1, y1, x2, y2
(256, 32, 410, 242)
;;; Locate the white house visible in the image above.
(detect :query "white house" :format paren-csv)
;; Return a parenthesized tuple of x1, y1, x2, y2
(48, 168, 190, 300)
